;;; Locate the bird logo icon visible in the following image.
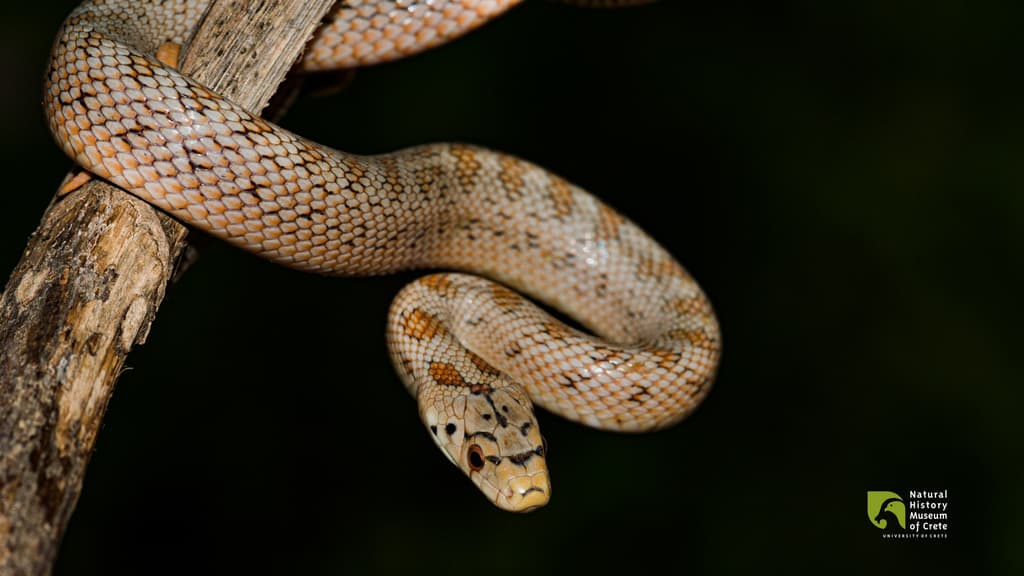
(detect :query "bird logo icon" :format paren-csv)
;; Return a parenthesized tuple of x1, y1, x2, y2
(867, 491, 906, 531)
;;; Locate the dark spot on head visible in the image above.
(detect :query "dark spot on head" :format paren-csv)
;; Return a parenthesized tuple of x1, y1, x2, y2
(520, 422, 532, 436)
(445, 423, 456, 436)
(466, 430, 497, 442)
(483, 393, 509, 427)
(483, 414, 492, 421)
(502, 405, 509, 413)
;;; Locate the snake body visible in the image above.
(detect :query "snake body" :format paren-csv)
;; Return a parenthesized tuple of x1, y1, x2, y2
(46, 0, 720, 512)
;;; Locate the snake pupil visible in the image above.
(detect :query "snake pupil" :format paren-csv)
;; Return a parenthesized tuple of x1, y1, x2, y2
(468, 445, 485, 471)
(445, 423, 456, 436)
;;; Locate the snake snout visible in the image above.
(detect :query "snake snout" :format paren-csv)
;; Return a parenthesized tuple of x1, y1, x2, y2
(499, 469, 550, 512)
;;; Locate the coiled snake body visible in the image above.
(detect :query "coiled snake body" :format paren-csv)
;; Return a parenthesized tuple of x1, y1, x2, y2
(45, 0, 721, 512)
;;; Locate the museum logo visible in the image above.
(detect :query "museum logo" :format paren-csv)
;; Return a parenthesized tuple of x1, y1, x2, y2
(867, 490, 949, 539)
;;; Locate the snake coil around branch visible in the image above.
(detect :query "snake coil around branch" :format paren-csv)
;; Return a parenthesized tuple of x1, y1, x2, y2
(45, 0, 720, 511)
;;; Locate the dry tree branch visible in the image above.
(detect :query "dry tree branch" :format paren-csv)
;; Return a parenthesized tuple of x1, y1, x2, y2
(0, 1, 337, 573)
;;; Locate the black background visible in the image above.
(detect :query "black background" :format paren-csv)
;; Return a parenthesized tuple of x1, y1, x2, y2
(1, 1, 1020, 574)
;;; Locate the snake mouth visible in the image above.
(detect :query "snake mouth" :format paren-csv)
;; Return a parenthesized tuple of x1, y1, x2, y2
(514, 487, 548, 513)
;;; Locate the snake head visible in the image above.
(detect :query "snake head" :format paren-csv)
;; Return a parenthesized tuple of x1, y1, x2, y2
(422, 382, 550, 512)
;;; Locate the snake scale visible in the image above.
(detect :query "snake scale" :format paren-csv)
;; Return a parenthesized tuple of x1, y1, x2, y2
(45, 0, 721, 512)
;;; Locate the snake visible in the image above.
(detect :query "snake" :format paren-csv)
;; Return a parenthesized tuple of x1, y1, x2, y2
(45, 0, 721, 512)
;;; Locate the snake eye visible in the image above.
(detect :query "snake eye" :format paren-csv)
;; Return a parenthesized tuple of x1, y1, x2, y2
(467, 444, 485, 471)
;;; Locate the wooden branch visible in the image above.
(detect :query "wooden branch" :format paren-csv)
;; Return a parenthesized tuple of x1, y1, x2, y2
(0, 1, 336, 573)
